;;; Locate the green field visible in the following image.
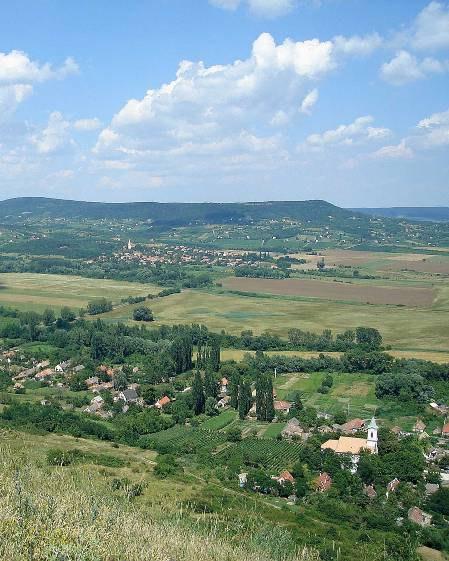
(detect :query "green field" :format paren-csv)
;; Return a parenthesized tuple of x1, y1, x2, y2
(274, 371, 380, 419)
(0, 272, 160, 313)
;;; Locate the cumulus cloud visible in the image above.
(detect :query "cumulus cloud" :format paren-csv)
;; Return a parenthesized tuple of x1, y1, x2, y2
(31, 111, 72, 154)
(210, 0, 296, 18)
(303, 116, 391, 149)
(410, 1, 449, 51)
(380, 50, 448, 85)
(0, 50, 78, 85)
(333, 33, 383, 56)
(415, 107, 449, 147)
(0, 50, 78, 117)
(93, 31, 378, 184)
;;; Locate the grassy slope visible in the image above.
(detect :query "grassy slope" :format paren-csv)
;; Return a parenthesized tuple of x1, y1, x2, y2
(0, 430, 318, 561)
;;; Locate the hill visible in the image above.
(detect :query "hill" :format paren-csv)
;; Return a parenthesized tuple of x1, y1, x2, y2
(0, 196, 365, 226)
(353, 207, 449, 222)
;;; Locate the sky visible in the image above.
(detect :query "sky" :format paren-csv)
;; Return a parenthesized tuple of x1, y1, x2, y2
(0, 0, 448, 207)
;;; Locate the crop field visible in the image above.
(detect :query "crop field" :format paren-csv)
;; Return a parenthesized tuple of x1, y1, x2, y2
(201, 410, 237, 430)
(132, 289, 449, 351)
(274, 372, 380, 419)
(221, 277, 435, 307)
(147, 426, 227, 453)
(0, 273, 160, 313)
(215, 437, 303, 471)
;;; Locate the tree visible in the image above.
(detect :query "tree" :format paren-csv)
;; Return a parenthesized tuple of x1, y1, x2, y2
(238, 380, 252, 420)
(60, 306, 76, 322)
(204, 369, 219, 399)
(113, 370, 128, 391)
(356, 327, 382, 350)
(87, 299, 113, 315)
(226, 426, 242, 442)
(427, 488, 449, 515)
(256, 374, 275, 422)
(209, 337, 221, 372)
(192, 369, 205, 415)
(171, 335, 193, 375)
(42, 308, 56, 326)
(132, 306, 154, 322)
(205, 396, 218, 416)
(69, 372, 87, 392)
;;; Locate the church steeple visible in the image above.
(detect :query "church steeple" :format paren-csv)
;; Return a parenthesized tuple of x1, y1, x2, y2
(367, 417, 378, 453)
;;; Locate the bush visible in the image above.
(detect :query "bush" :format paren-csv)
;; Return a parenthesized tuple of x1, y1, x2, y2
(133, 307, 154, 322)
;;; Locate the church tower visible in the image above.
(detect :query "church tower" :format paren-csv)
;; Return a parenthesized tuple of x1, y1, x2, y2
(366, 417, 378, 454)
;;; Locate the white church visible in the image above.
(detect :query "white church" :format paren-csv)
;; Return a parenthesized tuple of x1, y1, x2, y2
(321, 417, 378, 472)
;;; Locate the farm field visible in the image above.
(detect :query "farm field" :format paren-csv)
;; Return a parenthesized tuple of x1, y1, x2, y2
(0, 273, 160, 313)
(131, 289, 449, 351)
(221, 276, 436, 307)
(274, 371, 380, 419)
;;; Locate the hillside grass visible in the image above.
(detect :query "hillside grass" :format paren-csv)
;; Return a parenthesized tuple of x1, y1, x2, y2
(0, 429, 319, 561)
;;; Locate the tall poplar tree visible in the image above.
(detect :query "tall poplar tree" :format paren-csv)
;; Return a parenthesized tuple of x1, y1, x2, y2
(192, 369, 205, 415)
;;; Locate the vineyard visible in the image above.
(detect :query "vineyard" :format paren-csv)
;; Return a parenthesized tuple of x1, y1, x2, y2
(216, 437, 303, 471)
(142, 425, 227, 454)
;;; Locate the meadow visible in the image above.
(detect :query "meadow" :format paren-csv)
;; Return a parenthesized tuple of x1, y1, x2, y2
(0, 272, 160, 313)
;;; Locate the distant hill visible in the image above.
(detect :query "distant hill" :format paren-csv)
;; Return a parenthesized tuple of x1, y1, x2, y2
(0, 197, 364, 226)
(353, 207, 449, 222)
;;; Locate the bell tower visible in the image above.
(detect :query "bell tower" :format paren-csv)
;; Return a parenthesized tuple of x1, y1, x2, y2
(367, 417, 378, 454)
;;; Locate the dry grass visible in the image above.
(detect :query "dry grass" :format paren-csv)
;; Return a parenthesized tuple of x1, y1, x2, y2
(0, 431, 319, 561)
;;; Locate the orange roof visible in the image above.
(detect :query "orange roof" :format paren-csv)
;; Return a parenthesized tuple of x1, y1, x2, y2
(321, 436, 369, 455)
(442, 423, 449, 435)
(278, 470, 295, 483)
(316, 472, 332, 491)
(221, 377, 228, 385)
(157, 396, 171, 407)
(342, 418, 365, 431)
(274, 400, 292, 411)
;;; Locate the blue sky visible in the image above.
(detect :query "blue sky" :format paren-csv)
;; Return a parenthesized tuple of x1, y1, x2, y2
(0, 0, 448, 206)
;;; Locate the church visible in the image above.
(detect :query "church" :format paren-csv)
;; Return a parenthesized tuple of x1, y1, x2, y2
(321, 417, 378, 472)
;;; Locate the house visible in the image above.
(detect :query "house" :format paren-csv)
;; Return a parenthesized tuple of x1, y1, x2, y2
(220, 377, 228, 395)
(155, 395, 171, 409)
(413, 419, 426, 433)
(128, 383, 140, 392)
(34, 368, 54, 380)
(363, 485, 377, 499)
(274, 470, 295, 485)
(321, 418, 378, 472)
(84, 395, 104, 414)
(315, 472, 332, 492)
(425, 483, 439, 496)
(238, 473, 248, 487)
(217, 395, 231, 408)
(317, 411, 332, 421)
(408, 506, 432, 527)
(274, 400, 292, 414)
(40, 399, 51, 406)
(282, 418, 304, 439)
(85, 376, 99, 388)
(341, 418, 365, 434)
(386, 478, 400, 498)
(73, 364, 85, 373)
(442, 423, 449, 437)
(55, 360, 71, 373)
(119, 389, 139, 403)
(391, 426, 402, 435)
(318, 425, 333, 434)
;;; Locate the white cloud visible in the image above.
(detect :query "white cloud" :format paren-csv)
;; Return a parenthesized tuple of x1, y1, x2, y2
(209, 0, 296, 18)
(0, 50, 78, 85)
(303, 116, 391, 149)
(94, 31, 377, 183)
(380, 50, 448, 85)
(73, 118, 102, 131)
(0, 50, 78, 117)
(410, 1, 449, 51)
(299, 88, 318, 114)
(31, 111, 72, 154)
(333, 33, 383, 56)
(414, 107, 449, 147)
(370, 140, 414, 160)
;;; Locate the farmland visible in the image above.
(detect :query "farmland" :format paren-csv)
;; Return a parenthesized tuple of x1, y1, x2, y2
(0, 273, 160, 313)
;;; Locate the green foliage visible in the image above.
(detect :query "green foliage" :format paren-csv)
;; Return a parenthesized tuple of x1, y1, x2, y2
(133, 306, 154, 322)
(87, 298, 113, 315)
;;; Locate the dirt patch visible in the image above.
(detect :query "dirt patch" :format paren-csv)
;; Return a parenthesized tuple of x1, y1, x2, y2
(221, 277, 435, 307)
(380, 258, 449, 274)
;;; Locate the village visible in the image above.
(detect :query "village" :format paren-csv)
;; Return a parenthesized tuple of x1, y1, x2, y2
(2, 344, 449, 534)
